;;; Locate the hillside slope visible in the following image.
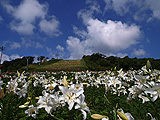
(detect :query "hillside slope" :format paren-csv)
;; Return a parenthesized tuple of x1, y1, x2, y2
(28, 59, 85, 72)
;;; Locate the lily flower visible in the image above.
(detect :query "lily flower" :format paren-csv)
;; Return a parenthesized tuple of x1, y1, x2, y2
(138, 93, 150, 103)
(75, 94, 90, 119)
(37, 90, 56, 114)
(59, 84, 84, 110)
(25, 105, 38, 119)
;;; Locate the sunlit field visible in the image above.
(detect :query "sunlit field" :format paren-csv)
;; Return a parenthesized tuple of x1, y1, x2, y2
(0, 63, 160, 120)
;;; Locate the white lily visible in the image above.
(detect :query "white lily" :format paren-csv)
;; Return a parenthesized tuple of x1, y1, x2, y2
(146, 113, 156, 120)
(59, 84, 84, 110)
(145, 84, 160, 102)
(37, 90, 55, 114)
(25, 105, 38, 119)
(0, 80, 3, 89)
(75, 94, 90, 119)
(108, 76, 121, 88)
(138, 93, 150, 103)
(16, 87, 28, 98)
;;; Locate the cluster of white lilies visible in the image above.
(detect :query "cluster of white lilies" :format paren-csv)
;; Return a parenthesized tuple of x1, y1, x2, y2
(0, 63, 160, 120)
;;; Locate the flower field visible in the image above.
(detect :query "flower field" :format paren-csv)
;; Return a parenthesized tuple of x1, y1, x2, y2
(0, 64, 160, 120)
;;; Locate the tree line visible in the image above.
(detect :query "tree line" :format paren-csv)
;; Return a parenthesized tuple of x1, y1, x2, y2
(2, 56, 34, 72)
(1, 56, 51, 72)
(82, 53, 160, 71)
(2, 53, 160, 72)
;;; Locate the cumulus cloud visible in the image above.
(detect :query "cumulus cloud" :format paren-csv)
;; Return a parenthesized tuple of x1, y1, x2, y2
(0, 54, 22, 63)
(1, 0, 61, 35)
(10, 54, 22, 60)
(104, 0, 130, 16)
(73, 26, 88, 39)
(66, 36, 92, 59)
(132, 49, 146, 56)
(145, 0, 160, 20)
(56, 45, 64, 51)
(39, 16, 61, 36)
(104, 0, 160, 21)
(67, 19, 141, 59)
(1, 0, 47, 35)
(10, 22, 35, 35)
(66, 1, 142, 59)
(0, 54, 10, 64)
(77, 0, 101, 25)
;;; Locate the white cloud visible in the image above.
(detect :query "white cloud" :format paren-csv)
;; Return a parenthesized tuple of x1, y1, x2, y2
(73, 26, 87, 39)
(39, 16, 61, 36)
(104, 0, 160, 21)
(56, 45, 64, 51)
(67, 1, 141, 59)
(2, 0, 47, 35)
(10, 54, 22, 60)
(145, 0, 160, 20)
(77, 0, 101, 25)
(13, 0, 46, 23)
(104, 0, 130, 16)
(10, 22, 35, 35)
(116, 53, 128, 58)
(10, 42, 21, 49)
(66, 36, 92, 59)
(104, 0, 131, 16)
(1, 54, 10, 64)
(87, 19, 140, 51)
(132, 49, 146, 56)
(2, 0, 61, 35)
(67, 19, 141, 59)
(0, 53, 23, 64)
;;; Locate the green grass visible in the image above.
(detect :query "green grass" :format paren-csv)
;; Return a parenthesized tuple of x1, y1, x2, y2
(23, 59, 85, 72)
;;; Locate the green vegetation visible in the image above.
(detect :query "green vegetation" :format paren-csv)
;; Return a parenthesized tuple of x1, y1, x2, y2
(82, 53, 160, 71)
(31, 59, 85, 72)
(2, 58, 85, 72)
(2, 56, 34, 72)
(2, 53, 160, 72)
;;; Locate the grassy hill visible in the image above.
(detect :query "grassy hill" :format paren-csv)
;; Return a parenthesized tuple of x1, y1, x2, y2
(25, 59, 85, 72)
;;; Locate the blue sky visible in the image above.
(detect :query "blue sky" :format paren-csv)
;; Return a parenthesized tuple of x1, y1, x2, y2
(0, 0, 160, 63)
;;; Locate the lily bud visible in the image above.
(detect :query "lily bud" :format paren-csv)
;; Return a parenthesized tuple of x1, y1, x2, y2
(35, 97, 39, 99)
(17, 71, 20, 77)
(146, 60, 151, 70)
(24, 101, 30, 105)
(117, 111, 128, 120)
(19, 105, 27, 108)
(63, 76, 68, 87)
(91, 114, 107, 119)
(82, 83, 88, 85)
